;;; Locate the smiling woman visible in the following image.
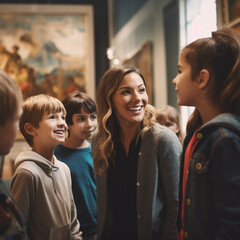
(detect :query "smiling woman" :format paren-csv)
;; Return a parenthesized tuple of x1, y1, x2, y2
(92, 65, 182, 240)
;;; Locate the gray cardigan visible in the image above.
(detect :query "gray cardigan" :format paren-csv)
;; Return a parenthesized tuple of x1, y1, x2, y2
(93, 125, 181, 240)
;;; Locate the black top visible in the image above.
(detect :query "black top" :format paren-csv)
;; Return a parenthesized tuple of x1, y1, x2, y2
(101, 134, 142, 240)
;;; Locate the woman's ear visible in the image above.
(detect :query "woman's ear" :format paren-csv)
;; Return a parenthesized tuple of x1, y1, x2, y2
(198, 69, 210, 90)
(24, 123, 37, 136)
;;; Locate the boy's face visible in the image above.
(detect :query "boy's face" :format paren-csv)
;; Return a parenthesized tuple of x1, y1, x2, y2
(0, 105, 22, 155)
(68, 109, 97, 141)
(33, 111, 67, 148)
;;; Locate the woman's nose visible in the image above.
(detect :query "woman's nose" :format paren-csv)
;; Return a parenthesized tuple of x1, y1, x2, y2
(132, 91, 141, 102)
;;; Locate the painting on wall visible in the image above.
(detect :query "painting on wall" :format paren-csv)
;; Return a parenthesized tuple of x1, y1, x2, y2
(0, 4, 95, 100)
(219, 0, 240, 26)
(122, 41, 153, 103)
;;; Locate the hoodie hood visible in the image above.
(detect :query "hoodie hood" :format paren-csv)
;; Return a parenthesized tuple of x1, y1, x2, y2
(200, 113, 240, 136)
(14, 150, 59, 176)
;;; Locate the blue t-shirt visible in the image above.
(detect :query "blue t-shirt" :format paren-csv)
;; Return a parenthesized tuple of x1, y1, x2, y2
(54, 144, 97, 237)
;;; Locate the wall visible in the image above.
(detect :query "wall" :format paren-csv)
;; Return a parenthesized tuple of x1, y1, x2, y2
(108, 0, 179, 108)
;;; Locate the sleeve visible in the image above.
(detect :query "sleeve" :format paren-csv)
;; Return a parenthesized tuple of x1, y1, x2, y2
(212, 136, 240, 239)
(158, 129, 181, 240)
(10, 168, 35, 226)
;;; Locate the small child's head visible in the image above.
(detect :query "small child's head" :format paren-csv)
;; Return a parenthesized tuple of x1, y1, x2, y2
(62, 91, 97, 140)
(156, 106, 180, 133)
(0, 70, 22, 155)
(155, 105, 184, 144)
(175, 27, 240, 115)
(20, 94, 67, 147)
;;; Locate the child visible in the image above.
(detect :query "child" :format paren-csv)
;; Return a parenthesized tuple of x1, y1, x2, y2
(0, 69, 28, 239)
(155, 105, 184, 144)
(10, 94, 82, 240)
(173, 27, 240, 239)
(55, 91, 97, 240)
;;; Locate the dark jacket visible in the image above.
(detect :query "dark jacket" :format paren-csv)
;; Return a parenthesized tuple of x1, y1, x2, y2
(178, 113, 240, 240)
(0, 179, 28, 240)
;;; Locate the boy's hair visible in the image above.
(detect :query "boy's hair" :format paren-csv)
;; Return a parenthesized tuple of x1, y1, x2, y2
(62, 91, 96, 126)
(20, 94, 66, 146)
(0, 70, 22, 126)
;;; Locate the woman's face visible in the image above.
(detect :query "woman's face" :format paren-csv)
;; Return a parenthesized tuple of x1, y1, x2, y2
(112, 72, 148, 128)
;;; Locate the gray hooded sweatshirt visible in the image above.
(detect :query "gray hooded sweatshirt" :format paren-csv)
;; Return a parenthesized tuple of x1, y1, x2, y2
(11, 150, 82, 240)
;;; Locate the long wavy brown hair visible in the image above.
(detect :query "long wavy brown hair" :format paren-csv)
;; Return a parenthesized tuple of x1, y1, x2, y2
(94, 65, 156, 175)
(182, 27, 240, 133)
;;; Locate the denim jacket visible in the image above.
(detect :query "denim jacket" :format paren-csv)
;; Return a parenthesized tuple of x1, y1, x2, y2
(178, 113, 240, 240)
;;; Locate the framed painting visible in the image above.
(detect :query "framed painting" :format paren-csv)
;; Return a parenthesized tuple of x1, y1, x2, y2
(0, 4, 95, 100)
(123, 41, 153, 103)
(220, 0, 240, 27)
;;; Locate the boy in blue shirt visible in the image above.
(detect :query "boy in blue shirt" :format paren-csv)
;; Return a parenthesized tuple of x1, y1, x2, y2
(55, 91, 97, 240)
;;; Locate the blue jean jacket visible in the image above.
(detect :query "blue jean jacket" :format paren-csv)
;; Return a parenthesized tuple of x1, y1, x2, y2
(178, 113, 240, 240)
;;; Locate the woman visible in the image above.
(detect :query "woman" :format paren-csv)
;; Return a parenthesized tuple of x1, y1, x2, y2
(92, 65, 181, 240)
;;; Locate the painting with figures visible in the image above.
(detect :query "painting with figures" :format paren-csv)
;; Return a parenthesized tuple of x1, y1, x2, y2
(0, 4, 95, 100)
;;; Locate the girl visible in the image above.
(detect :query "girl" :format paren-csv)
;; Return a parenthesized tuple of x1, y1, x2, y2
(173, 27, 240, 239)
(155, 105, 184, 144)
(92, 65, 181, 240)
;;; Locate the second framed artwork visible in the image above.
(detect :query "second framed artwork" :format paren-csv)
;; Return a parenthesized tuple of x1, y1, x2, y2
(219, 0, 240, 28)
(0, 4, 95, 100)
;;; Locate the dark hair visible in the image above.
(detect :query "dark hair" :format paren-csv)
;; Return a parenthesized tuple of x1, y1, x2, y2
(183, 27, 240, 132)
(62, 91, 96, 126)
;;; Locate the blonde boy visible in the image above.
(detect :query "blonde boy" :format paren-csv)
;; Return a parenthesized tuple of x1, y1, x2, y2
(10, 94, 82, 240)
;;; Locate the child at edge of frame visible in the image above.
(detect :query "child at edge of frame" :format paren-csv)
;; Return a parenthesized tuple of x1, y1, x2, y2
(173, 27, 240, 240)
(0, 69, 28, 239)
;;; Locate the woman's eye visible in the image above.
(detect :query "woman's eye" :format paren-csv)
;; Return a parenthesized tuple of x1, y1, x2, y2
(139, 88, 146, 93)
(61, 116, 65, 120)
(49, 115, 55, 119)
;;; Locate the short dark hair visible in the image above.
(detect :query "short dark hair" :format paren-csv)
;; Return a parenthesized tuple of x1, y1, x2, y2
(62, 91, 97, 126)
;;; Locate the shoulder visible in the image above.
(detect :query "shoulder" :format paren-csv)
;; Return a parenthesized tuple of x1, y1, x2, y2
(145, 124, 181, 145)
(15, 161, 40, 177)
(142, 124, 182, 157)
(54, 158, 71, 174)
